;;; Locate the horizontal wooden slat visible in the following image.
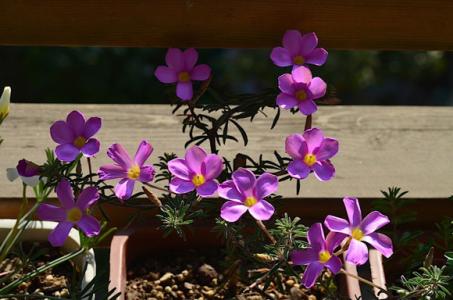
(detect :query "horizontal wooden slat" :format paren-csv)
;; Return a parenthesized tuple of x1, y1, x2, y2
(1, 104, 453, 200)
(0, 1, 453, 50)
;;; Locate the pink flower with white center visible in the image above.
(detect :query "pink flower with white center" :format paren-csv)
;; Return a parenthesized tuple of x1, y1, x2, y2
(277, 66, 326, 115)
(285, 128, 338, 181)
(168, 146, 223, 197)
(98, 141, 155, 201)
(271, 30, 328, 68)
(154, 48, 211, 101)
(324, 197, 393, 265)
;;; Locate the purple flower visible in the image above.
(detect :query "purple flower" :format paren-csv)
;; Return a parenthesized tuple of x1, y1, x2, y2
(292, 223, 343, 288)
(6, 159, 42, 187)
(277, 66, 326, 115)
(155, 48, 211, 101)
(98, 141, 155, 201)
(285, 128, 338, 181)
(219, 168, 278, 222)
(168, 146, 223, 197)
(50, 111, 102, 162)
(324, 197, 393, 265)
(271, 30, 328, 68)
(36, 179, 100, 247)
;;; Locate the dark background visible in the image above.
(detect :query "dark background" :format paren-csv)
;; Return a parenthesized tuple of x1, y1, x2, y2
(1, 47, 452, 105)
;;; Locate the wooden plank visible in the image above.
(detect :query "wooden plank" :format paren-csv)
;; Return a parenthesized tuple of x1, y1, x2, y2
(1, 104, 452, 200)
(0, 1, 453, 50)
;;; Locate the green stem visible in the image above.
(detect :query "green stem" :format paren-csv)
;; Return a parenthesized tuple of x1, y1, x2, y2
(0, 248, 85, 295)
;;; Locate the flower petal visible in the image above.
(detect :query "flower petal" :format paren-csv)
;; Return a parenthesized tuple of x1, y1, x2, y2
(107, 143, 132, 169)
(220, 201, 248, 222)
(254, 173, 278, 199)
(305, 48, 328, 66)
(36, 204, 67, 222)
(48, 222, 73, 247)
(291, 249, 318, 266)
(81, 139, 100, 157)
(168, 158, 191, 180)
(276, 93, 298, 110)
(196, 180, 218, 197)
(292, 66, 312, 84)
(287, 160, 310, 180)
(165, 48, 184, 72)
(248, 200, 274, 221)
(191, 64, 211, 81)
(56, 179, 75, 209)
(201, 154, 223, 180)
(232, 168, 256, 196)
(83, 117, 102, 139)
(360, 211, 390, 234)
(66, 111, 85, 136)
(301, 262, 323, 288)
(176, 81, 193, 101)
(98, 164, 127, 180)
(55, 144, 80, 162)
(270, 47, 292, 67)
(285, 134, 307, 159)
(298, 99, 318, 116)
(303, 128, 324, 152)
(343, 197, 362, 228)
(300, 32, 318, 56)
(308, 77, 327, 99)
(324, 216, 351, 235)
(21, 175, 40, 187)
(277, 74, 295, 94)
(326, 231, 348, 253)
(114, 178, 135, 201)
(183, 48, 198, 70)
(314, 138, 339, 161)
(312, 160, 335, 181)
(50, 120, 74, 144)
(6, 168, 19, 182)
(169, 177, 195, 194)
(134, 140, 153, 166)
(218, 180, 243, 202)
(138, 165, 155, 182)
(307, 223, 326, 251)
(154, 66, 178, 83)
(362, 233, 393, 258)
(77, 215, 101, 237)
(325, 255, 342, 274)
(76, 187, 99, 210)
(185, 146, 207, 174)
(282, 30, 302, 56)
(345, 239, 369, 265)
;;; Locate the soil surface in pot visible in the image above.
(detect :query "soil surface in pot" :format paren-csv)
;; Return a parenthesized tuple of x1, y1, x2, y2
(0, 241, 73, 299)
(126, 249, 333, 300)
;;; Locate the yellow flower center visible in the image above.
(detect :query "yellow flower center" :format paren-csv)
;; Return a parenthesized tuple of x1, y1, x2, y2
(127, 165, 141, 180)
(293, 55, 305, 65)
(191, 174, 206, 187)
(318, 250, 332, 263)
(295, 90, 307, 102)
(178, 71, 191, 82)
(303, 153, 317, 166)
(73, 136, 86, 149)
(352, 228, 364, 240)
(66, 207, 82, 223)
(244, 196, 257, 207)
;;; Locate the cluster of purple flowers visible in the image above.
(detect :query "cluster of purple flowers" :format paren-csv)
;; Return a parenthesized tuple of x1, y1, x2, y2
(26, 30, 393, 291)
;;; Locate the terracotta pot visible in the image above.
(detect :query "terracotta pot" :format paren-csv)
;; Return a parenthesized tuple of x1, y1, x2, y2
(109, 227, 388, 300)
(0, 219, 96, 298)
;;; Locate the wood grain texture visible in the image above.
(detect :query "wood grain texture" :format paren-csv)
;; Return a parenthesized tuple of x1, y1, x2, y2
(0, 0, 453, 50)
(1, 104, 452, 200)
